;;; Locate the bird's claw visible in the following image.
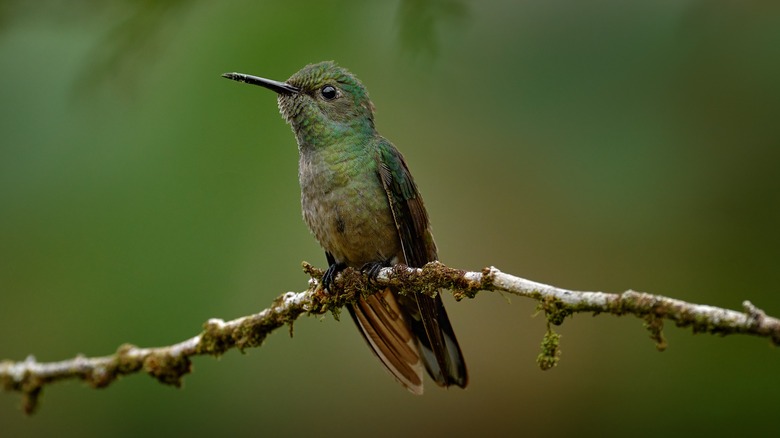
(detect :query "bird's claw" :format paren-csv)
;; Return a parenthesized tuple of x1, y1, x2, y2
(322, 262, 347, 294)
(360, 261, 388, 285)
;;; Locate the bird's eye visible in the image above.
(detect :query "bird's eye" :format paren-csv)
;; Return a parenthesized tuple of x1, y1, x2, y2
(321, 85, 337, 100)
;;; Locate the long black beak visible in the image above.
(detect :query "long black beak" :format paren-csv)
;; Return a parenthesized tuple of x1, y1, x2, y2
(222, 72, 300, 95)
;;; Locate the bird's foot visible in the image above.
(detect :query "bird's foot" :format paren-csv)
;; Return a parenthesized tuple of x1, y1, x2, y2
(360, 260, 390, 284)
(322, 262, 347, 294)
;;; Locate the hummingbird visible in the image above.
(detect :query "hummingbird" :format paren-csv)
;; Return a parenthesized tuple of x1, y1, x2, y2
(222, 61, 467, 393)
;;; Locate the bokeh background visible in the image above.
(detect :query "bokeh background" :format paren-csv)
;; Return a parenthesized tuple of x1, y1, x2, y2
(2, 1, 779, 436)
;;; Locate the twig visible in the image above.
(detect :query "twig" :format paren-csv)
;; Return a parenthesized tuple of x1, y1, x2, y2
(2, 261, 778, 414)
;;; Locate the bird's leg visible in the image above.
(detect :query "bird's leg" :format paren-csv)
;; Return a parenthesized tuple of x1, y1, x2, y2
(322, 261, 347, 293)
(360, 259, 391, 285)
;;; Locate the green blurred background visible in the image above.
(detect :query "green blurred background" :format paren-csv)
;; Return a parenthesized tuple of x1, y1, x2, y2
(2, 1, 779, 436)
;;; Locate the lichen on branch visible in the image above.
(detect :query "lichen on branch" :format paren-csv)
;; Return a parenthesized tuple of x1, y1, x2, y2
(2, 261, 778, 414)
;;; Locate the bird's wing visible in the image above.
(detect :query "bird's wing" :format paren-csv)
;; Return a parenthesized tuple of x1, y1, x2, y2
(375, 139, 468, 388)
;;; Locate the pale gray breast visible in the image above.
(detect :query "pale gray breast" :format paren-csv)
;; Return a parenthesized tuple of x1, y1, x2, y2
(298, 149, 401, 266)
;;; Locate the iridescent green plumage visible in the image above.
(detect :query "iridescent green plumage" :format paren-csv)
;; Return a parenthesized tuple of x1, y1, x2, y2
(223, 61, 467, 392)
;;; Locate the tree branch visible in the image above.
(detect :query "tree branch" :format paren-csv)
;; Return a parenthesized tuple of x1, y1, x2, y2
(2, 261, 778, 414)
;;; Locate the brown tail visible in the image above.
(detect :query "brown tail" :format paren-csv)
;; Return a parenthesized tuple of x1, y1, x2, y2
(348, 288, 425, 394)
(349, 287, 468, 392)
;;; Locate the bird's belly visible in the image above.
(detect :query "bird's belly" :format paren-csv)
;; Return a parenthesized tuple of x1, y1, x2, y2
(301, 182, 400, 267)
